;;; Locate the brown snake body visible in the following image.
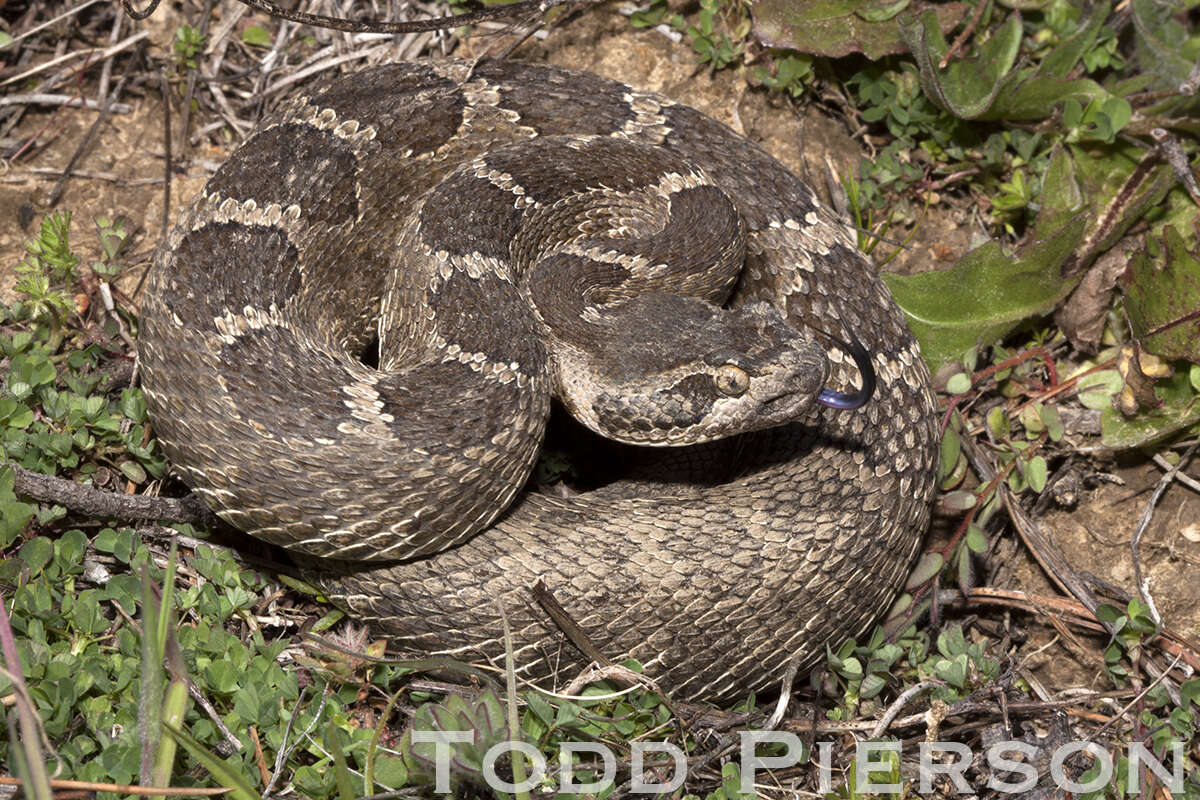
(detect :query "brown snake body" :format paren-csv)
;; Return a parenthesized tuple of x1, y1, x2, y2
(139, 58, 937, 702)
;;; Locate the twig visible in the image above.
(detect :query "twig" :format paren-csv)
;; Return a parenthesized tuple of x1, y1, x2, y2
(3, 0, 105, 48)
(0, 94, 133, 113)
(764, 656, 801, 731)
(1179, 53, 1200, 96)
(1150, 127, 1200, 205)
(263, 686, 319, 798)
(531, 580, 611, 667)
(96, 4, 124, 113)
(868, 681, 942, 739)
(1130, 441, 1200, 627)
(959, 433, 1105, 620)
(0, 776, 231, 795)
(1087, 652, 1185, 744)
(0, 169, 164, 185)
(938, 0, 986, 68)
(0, 31, 150, 87)
(1151, 453, 1200, 494)
(9, 463, 213, 524)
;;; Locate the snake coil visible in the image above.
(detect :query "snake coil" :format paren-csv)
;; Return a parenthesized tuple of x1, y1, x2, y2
(139, 59, 938, 702)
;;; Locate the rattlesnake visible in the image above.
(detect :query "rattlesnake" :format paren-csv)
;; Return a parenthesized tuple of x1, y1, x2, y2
(138, 58, 938, 702)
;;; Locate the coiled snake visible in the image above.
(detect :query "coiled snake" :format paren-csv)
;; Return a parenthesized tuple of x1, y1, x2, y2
(139, 58, 937, 702)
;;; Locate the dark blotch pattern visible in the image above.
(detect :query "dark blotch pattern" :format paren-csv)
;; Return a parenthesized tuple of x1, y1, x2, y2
(470, 62, 641, 137)
(305, 62, 464, 154)
(418, 172, 527, 262)
(206, 124, 359, 229)
(169, 223, 301, 323)
(218, 326, 353, 441)
(426, 269, 545, 372)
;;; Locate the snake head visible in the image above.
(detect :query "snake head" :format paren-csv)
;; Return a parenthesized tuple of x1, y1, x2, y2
(555, 296, 836, 446)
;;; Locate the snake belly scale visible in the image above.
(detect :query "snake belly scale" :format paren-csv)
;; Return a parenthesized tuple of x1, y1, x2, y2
(138, 58, 938, 703)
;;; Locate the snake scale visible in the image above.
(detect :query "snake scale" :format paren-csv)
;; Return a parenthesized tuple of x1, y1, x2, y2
(139, 58, 938, 703)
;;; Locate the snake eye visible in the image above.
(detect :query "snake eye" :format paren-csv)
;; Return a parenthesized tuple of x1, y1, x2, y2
(715, 364, 750, 397)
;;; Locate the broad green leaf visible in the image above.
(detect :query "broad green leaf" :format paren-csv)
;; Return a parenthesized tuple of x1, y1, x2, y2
(987, 74, 1111, 121)
(1100, 370, 1200, 448)
(1131, 0, 1196, 91)
(753, 0, 969, 59)
(900, 10, 1021, 119)
(1122, 225, 1200, 364)
(241, 25, 271, 46)
(1069, 147, 1173, 270)
(884, 213, 1087, 368)
(1038, 1, 1110, 78)
(20, 536, 53, 573)
(905, 552, 943, 589)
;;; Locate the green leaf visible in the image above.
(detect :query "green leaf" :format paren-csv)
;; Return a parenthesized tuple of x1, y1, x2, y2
(205, 660, 240, 694)
(241, 25, 271, 46)
(20, 536, 54, 573)
(899, 10, 1021, 119)
(905, 551, 943, 589)
(0, 501, 35, 547)
(753, 0, 970, 59)
(1130, 0, 1195, 91)
(118, 461, 147, 484)
(1099, 369, 1200, 448)
(1026, 455, 1048, 492)
(164, 723, 262, 800)
(966, 524, 987, 554)
(942, 490, 976, 511)
(1123, 225, 1200, 364)
(884, 213, 1087, 369)
(945, 373, 971, 394)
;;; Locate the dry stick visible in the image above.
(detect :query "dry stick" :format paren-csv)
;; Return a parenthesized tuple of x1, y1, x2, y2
(0, 169, 164, 185)
(938, 0, 987, 68)
(0, 31, 150, 87)
(0, 776, 232, 795)
(944, 585, 1200, 673)
(3, 0, 105, 49)
(262, 686, 321, 798)
(531, 579, 612, 668)
(0, 94, 133, 112)
(530, 580, 685, 736)
(1179, 52, 1200, 96)
(259, 44, 391, 98)
(783, 691, 1130, 736)
(1151, 127, 1200, 205)
(1130, 440, 1200, 627)
(764, 656, 801, 731)
(10, 463, 212, 524)
(96, 6, 124, 113)
(866, 681, 943, 739)
(1151, 453, 1200, 494)
(959, 433, 1105, 621)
